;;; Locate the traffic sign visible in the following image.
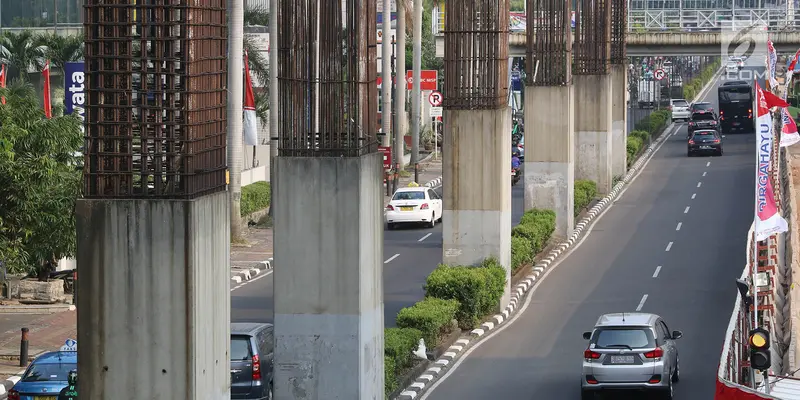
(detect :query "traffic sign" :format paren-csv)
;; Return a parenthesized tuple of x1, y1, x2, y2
(60, 338, 77, 352)
(429, 91, 443, 107)
(430, 107, 442, 117)
(654, 69, 667, 81)
(407, 70, 438, 91)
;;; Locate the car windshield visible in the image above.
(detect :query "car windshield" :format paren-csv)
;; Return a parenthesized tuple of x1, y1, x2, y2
(693, 103, 712, 110)
(393, 191, 425, 200)
(672, 100, 689, 107)
(692, 113, 715, 121)
(231, 336, 252, 361)
(21, 362, 77, 382)
(592, 328, 655, 349)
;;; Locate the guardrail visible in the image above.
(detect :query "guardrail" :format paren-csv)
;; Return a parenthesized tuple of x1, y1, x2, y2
(432, 7, 799, 36)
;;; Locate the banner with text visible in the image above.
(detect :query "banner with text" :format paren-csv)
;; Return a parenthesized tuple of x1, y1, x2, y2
(64, 61, 85, 117)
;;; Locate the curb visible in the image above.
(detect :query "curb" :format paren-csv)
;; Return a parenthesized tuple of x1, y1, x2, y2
(424, 176, 442, 188)
(0, 304, 75, 315)
(231, 258, 274, 283)
(0, 372, 24, 399)
(394, 124, 674, 400)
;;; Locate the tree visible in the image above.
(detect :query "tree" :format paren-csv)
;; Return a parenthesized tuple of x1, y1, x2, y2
(0, 79, 83, 278)
(404, 2, 443, 72)
(0, 31, 47, 79)
(39, 33, 84, 73)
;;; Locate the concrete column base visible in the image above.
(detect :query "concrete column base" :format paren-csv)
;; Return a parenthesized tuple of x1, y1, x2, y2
(273, 153, 384, 399)
(75, 192, 231, 400)
(442, 108, 512, 308)
(523, 85, 575, 238)
(575, 74, 613, 195)
(611, 64, 628, 179)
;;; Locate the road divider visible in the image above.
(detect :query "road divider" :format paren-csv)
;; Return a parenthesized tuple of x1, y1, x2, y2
(231, 258, 273, 284)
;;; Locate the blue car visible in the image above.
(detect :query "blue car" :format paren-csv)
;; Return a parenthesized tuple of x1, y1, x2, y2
(8, 350, 76, 400)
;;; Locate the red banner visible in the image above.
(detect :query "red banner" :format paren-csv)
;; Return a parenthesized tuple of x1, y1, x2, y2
(406, 70, 438, 91)
(715, 379, 774, 400)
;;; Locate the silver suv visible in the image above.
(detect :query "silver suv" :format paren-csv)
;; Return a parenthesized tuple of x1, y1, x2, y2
(581, 313, 682, 400)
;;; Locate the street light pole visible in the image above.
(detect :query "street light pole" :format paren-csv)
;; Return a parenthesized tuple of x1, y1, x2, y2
(410, 0, 422, 167)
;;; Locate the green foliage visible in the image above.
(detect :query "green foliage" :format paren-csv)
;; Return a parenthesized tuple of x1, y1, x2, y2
(630, 130, 650, 144)
(240, 182, 271, 216)
(396, 298, 457, 348)
(385, 355, 398, 396)
(0, 79, 83, 274)
(513, 209, 556, 254)
(574, 180, 597, 216)
(510, 235, 532, 272)
(404, 4, 443, 72)
(627, 136, 643, 167)
(634, 109, 671, 134)
(424, 259, 506, 329)
(0, 31, 47, 79)
(39, 34, 83, 72)
(384, 327, 423, 388)
(683, 59, 721, 101)
(510, 0, 525, 10)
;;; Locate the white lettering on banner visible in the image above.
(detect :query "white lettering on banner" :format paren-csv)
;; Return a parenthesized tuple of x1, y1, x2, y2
(757, 129, 770, 212)
(69, 71, 86, 127)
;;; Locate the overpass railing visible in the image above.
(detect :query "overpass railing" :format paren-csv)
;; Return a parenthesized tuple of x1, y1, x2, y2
(432, 8, 799, 36)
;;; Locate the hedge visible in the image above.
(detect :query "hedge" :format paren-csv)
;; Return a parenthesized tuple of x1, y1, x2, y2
(384, 327, 424, 396)
(630, 130, 650, 144)
(634, 109, 671, 134)
(385, 356, 398, 396)
(240, 181, 271, 216)
(574, 180, 597, 216)
(683, 60, 721, 102)
(424, 258, 507, 329)
(627, 136, 643, 167)
(513, 209, 556, 254)
(396, 297, 459, 348)
(510, 235, 533, 272)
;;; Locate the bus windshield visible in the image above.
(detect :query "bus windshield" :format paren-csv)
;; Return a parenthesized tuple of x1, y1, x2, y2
(719, 87, 752, 102)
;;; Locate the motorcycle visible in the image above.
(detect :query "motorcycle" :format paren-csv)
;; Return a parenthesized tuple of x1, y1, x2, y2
(511, 166, 521, 186)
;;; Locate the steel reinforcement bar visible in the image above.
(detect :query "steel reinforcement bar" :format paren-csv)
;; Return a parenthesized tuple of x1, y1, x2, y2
(526, 0, 571, 86)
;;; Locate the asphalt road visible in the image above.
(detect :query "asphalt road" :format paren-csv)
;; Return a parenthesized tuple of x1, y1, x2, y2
(420, 66, 762, 400)
(231, 180, 526, 327)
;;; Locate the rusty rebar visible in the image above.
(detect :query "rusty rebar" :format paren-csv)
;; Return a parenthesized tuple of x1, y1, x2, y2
(574, 0, 612, 75)
(443, 0, 509, 109)
(277, 0, 377, 156)
(83, 0, 228, 199)
(610, 0, 627, 64)
(526, 0, 572, 86)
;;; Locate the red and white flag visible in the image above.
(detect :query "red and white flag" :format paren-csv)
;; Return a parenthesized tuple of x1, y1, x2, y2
(753, 81, 788, 241)
(781, 108, 800, 147)
(243, 50, 258, 146)
(0, 64, 7, 105)
(42, 60, 52, 119)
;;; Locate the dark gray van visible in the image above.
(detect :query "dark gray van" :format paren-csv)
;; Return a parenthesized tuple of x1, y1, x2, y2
(231, 323, 274, 400)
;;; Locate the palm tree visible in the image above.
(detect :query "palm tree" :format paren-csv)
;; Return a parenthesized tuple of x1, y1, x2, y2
(243, 5, 271, 129)
(39, 33, 84, 73)
(0, 31, 47, 78)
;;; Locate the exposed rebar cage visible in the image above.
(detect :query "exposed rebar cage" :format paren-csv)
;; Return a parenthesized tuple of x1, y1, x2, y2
(276, 0, 378, 157)
(526, 0, 571, 86)
(574, 0, 612, 75)
(443, 0, 509, 109)
(83, 0, 227, 199)
(610, 0, 627, 65)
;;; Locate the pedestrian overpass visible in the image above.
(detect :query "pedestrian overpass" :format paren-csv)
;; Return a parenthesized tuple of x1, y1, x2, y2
(433, 7, 800, 57)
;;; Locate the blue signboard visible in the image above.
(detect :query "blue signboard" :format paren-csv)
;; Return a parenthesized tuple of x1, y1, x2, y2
(63, 62, 85, 118)
(511, 70, 523, 91)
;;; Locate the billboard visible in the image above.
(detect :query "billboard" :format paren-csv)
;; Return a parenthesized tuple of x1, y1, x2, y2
(64, 61, 85, 118)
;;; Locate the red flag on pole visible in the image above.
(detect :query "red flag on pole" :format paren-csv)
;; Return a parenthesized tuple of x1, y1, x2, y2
(0, 65, 6, 105)
(243, 50, 258, 146)
(42, 60, 52, 119)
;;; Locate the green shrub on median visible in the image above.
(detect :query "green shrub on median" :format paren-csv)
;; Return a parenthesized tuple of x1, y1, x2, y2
(384, 327, 424, 396)
(424, 259, 507, 329)
(510, 235, 533, 272)
(396, 298, 459, 348)
(627, 136, 643, 167)
(385, 355, 399, 396)
(514, 209, 556, 254)
(574, 180, 597, 216)
(240, 181, 271, 216)
(631, 130, 650, 144)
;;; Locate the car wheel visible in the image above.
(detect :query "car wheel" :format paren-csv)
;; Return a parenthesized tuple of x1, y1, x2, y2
(580, 389, 594, 400)
(663, 376, 674, 400)
(268, 384, 274, 400)
(717, 149, 723, 156)
(428, 213, 436, 229)
(687, 150, 692, 157)
(387, 223, 396, 230)
(673, 356, 680, 382)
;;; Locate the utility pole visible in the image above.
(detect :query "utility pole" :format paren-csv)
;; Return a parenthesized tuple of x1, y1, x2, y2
(268, 0, 278, 218)
(381, 0, 392, 146)
(228, 0, 245, 241)
(395, 0, 406, 169)
(410, 0, 422, 166)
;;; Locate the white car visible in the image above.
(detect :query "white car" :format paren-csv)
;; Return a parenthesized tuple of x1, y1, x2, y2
(385, 186, 443, 230)
(669, 99, 690, 122)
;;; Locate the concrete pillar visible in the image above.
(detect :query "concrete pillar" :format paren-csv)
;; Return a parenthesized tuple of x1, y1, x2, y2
(273, 153, 384, 399)
(442, 108, 512, 308)
(523, 86, 575, 238)
(611, 64, 628, 179)
(574, 74, 613, 195)
(75, 192, 231, 399)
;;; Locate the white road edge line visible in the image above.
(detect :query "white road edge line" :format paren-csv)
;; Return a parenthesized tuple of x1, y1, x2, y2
(230, 269, 274, 292)
(636, 294, 649, 311)
(676, 222, 682, 231)
(384, 253, 400, 264)
(418, 233, 433, 242)
(665, 242, 673, 252)
(417, 121, 682, 400)
(692, 193, 696, 199)
(697, 181, 702, 188)
(653, 266, 662, 278)
(684, 206, 690, 214)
